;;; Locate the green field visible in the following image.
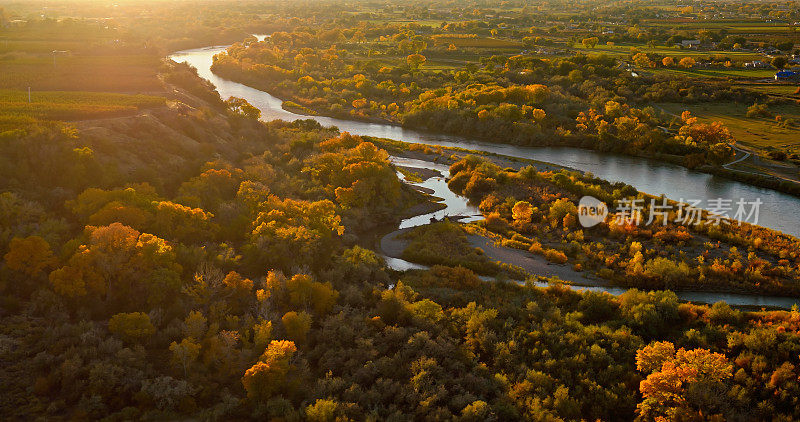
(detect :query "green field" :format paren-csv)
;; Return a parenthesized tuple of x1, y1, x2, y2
(573, 43, 764, 61)
(650, 67, 777, 79)
(431, 36, 523, 49)
(658, 102, 800, 150)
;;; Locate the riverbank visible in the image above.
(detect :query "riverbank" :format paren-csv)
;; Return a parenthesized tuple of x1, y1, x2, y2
(376, 152, 800, 309)
(169, 46, 800, 238)
(211, 59, 800, 199)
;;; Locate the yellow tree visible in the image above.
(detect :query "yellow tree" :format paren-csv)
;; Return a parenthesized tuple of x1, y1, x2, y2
(242, 340, 297, 401)
(48, 223, 181, 311)
(581, 37, 599, 48)
(406, 53, 427, 70)
(636, 342, 733, 420)
(4, 236, 56, 277)
(511, 201, 534, 228)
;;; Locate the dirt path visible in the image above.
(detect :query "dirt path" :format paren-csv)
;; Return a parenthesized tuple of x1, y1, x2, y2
(466, 235, 607, 286)
(378, 224, 608, 286)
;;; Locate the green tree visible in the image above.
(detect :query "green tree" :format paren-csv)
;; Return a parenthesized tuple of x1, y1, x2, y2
(282, 311, 312, 343)
(771, 56, 787, 69)
(108, 312, 155, 343)
(225, 96, 261, 119)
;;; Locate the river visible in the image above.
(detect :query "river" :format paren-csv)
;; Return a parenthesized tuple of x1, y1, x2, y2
(169, 46, 800, 308)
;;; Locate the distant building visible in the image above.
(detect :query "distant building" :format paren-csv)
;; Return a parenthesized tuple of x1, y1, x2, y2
(681, 39, 701, 48)
(775, 70, 800, 81)
(745, 60, 770, 69)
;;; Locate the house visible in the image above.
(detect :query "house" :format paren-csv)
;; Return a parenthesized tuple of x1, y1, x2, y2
(681, 39, 701, 48)
(745, 60, 770, 69)
(774, 71, 800, 81)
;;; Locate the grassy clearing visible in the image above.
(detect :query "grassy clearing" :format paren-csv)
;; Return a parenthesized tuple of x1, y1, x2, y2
(736, 83, 800, 97)
(650, 67, 777, 79)
(431, 36, 522, 49)
(657, 102, 800, 149)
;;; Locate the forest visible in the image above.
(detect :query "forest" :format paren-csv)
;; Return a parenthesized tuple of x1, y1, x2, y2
(1, 1, 800, 421)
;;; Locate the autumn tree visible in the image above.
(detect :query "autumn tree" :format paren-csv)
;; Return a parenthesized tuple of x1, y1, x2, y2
(242, 340, 298, 401)
(49, 223, 182, 312)
(109, 312, 155, 343)
(581, 37, 599, 48)
(250, 197, 344, 271)
(636, 343, 733, 420)
(225, 96, 261, 120)
(170, 338, 202, 377)
(406, 53, 427, 70)
(632, 52, 653, 68)
(285, 274, 339, 315)
(679, 57, 696, 68)
(4, 236, 56, 278)
(281, 311, 312, 343)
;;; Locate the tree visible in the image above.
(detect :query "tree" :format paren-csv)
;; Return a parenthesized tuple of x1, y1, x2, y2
(406, 53, 427, 70)
(242, 340, 297, 401)
(253, 319, 273, 350)
(678, 57, 696, 68)
(635, 341, 676, 373)
(409, 299, 444, 322)
(637, 344, 733, 420)
(512, 201, 534, 225)
(150, 200, 216, 243)
(250, 198, 344, 271)
(109, 312, 155, 343)
(170, 338, 201, 377)
(679, 120, 732, 145)
(225, 96, 261, 119)
(286, 274, 339, 315)
(632, 52, 653, 68)
(581, 37, 599, 48)
(4, 236, 56, 277)
(306, 399, 339, 422)
(661, 57, 675, 67)
(282, 311, 312, 342)
(549, 198, 576, 225)
(49, 223, 182, 312)
(183, 310, 208, 340)
(222, 271, 254, 312)
(771, 56, 787, 69)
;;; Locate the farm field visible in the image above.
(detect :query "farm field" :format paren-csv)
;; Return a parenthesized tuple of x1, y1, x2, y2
(649, 66, 778, 79)
(573, 43, 765, 61)
(657, 101, 800, 151)
(0, 89, 166, 125)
